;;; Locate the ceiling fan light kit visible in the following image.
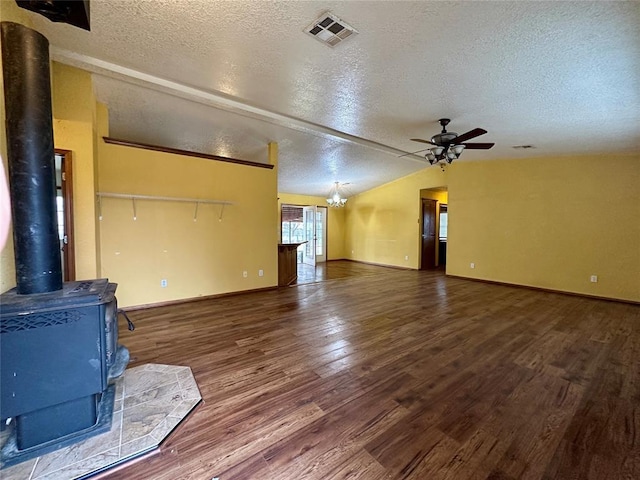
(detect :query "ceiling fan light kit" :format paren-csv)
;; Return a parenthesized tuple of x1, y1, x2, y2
(411, 118, 495, 166)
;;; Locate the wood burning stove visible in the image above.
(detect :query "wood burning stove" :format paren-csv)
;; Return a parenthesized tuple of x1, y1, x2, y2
(0, 280, 129, 463)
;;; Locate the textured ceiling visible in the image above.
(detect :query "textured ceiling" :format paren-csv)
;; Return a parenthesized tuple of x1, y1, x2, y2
(26, 1, 640, 197)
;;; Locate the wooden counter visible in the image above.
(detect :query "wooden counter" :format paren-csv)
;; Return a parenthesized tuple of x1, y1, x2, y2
(278, 242, 305, 286)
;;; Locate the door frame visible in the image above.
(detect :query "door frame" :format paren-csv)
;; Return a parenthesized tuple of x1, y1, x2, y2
(56, 149, 75, 281)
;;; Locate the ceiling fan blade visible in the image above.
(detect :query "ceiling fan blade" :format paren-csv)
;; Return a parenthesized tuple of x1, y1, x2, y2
(461, 142, 495, 149)
(399, 147, 431, 158)
(453, 128, 487, 144)
(410, 138, 435, 145)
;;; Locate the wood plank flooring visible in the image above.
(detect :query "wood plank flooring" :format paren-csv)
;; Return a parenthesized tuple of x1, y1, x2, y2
(295, 259, 393, 284)
(104, 261, 640, 480)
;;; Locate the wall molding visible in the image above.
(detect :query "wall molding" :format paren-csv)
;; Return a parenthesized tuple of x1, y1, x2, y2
(103, 137, 274, 169)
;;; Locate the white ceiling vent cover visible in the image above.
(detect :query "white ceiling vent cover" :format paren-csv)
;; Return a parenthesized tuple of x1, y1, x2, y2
(305, 12, 358, 48)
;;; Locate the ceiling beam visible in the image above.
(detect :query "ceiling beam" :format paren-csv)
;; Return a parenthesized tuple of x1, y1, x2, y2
(51, 47, 426, 162)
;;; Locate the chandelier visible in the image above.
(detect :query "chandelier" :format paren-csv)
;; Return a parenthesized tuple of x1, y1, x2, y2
(326, 182, 348, 208)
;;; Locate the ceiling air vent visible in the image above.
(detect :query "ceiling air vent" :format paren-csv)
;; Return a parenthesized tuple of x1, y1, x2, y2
(305, 12, 358, 48)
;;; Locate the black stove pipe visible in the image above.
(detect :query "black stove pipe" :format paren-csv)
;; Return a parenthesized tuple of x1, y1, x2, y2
(1, 22, 62, 294)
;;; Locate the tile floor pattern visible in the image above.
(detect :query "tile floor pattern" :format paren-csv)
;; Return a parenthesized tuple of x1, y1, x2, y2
(0, 364, 202, 480)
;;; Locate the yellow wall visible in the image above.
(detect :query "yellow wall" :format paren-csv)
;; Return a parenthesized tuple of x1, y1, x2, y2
(277, 193, 346, 260)
(345, 166, 449, 268)
(447, 153, 639, 302)
(0, 4, 33, 291)
(97, 108, 278, 307)
(346, 153, 638, 301)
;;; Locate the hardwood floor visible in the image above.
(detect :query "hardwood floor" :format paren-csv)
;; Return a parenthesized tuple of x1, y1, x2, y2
(106, 262, 640, 480)
(295, 261, 328, 284)
(294, 260, 400, 285)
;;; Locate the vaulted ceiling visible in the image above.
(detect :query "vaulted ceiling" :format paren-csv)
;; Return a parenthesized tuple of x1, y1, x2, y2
(27, 1, 640, 197)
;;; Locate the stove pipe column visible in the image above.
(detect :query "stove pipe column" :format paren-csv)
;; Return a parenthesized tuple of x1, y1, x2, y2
(1, 22, 62, 294)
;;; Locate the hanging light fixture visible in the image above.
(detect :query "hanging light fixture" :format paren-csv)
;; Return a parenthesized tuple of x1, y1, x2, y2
(326, 181, 348, 208)
(410, 118, 496, 167)
(425, 144, 465, 165)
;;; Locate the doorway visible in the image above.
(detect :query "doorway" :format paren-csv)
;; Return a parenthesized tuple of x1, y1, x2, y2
(419, 187, 449, 270)
(420, 198, 437, 269)
(280, 204, 328, 283)
(55, 150, 75, 281)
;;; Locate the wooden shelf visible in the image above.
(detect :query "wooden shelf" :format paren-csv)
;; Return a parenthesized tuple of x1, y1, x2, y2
(96, 192, 233, 221)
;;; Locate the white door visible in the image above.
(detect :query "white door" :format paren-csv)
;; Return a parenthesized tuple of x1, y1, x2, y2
(315, 206, 327, 263)
(302, 206, 316, 266)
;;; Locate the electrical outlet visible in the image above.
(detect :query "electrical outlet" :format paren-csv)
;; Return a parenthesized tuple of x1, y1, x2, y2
(160, 279, 168, 288)
(405, 255, 409, 261)
(590, 275, 598, 283)
(243, 271, 248, 278)
(258, 269, 264, 277)
(470, 263, 475, 269)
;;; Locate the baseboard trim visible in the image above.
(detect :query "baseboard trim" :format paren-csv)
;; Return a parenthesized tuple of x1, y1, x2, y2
(342, 258, 414, 271)
(446, 274, 639, 305)
(122, 286, 278, 312)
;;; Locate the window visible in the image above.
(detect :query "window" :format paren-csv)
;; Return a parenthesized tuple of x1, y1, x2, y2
(439, 205, 448, 240)
(281, 206, 304, 243)
(56, 193, 64, 240)
(315, 209, 324, 256)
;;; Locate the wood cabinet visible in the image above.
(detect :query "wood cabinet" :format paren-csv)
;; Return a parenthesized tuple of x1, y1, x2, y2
(278, 243, 305, 286)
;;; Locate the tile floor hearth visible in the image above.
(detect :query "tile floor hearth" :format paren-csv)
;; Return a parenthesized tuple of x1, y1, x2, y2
(0, 364, 202, 480)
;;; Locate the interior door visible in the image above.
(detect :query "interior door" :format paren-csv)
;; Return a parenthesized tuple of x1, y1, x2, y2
(420, 199, 437, 269)
(302, 206, 316, 266)
(315, 206, 327, 263)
